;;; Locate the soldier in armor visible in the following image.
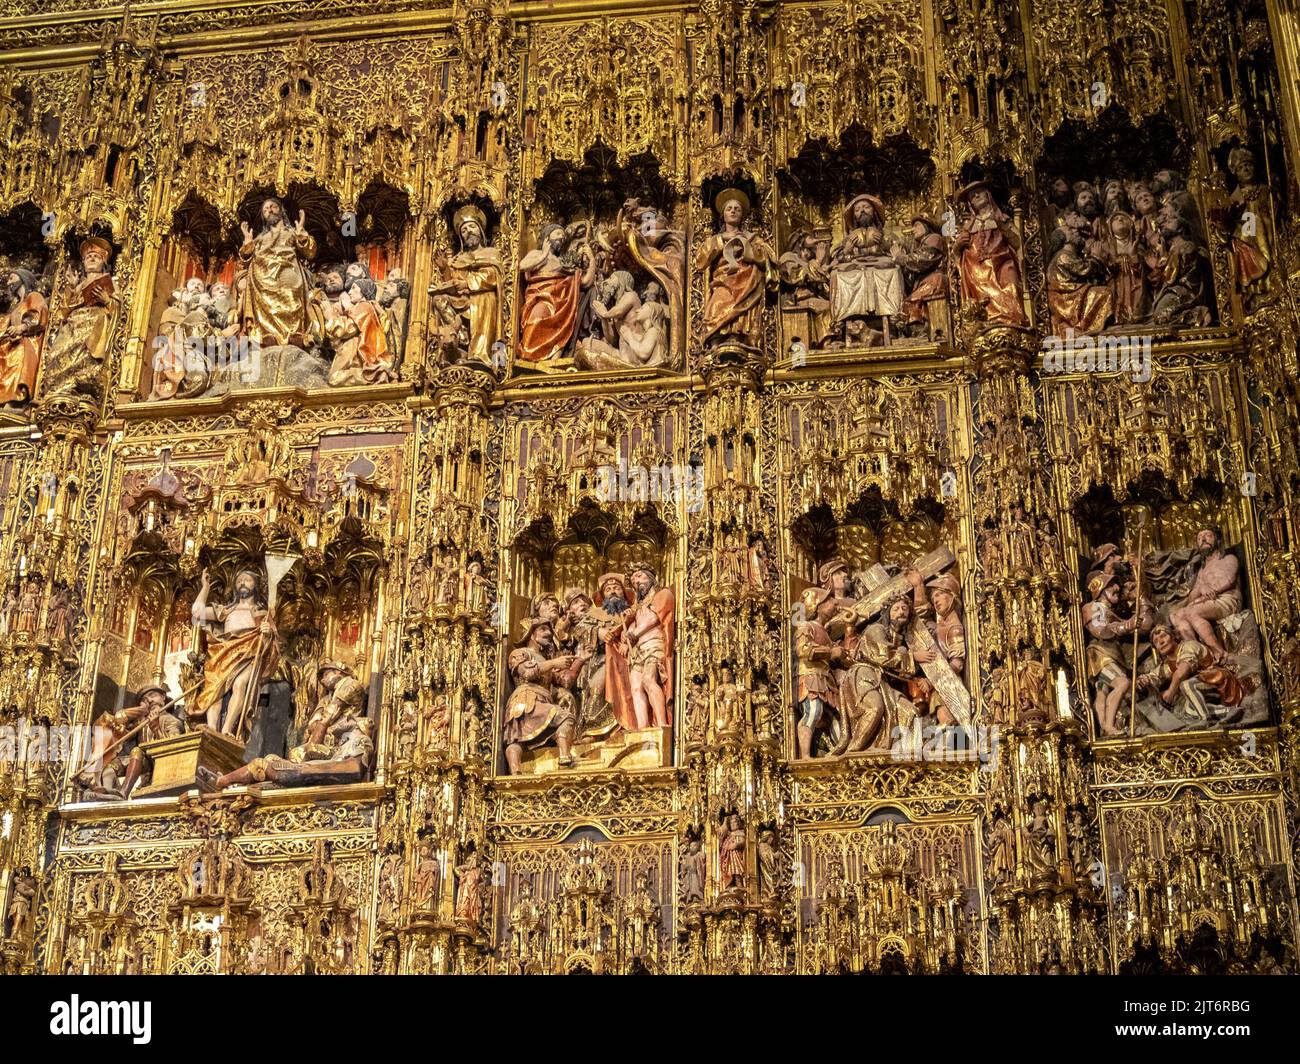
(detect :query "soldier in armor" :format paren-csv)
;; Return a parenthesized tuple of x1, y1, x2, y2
(298, 661, 366, 752)
(1135, 624, 1254, 728)
(554, 587, 618, 739)
(78, 709, 134, 799)
(1082, 572, 1140, 736)
(794, 587, 847, 758)
(120, 684, 184, 798)
(204, 713, 374, 790)
(908, 569, 966, 726)
(502, 617, 584, 774)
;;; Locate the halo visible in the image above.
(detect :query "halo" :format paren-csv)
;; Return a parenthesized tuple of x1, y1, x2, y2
(79, 236, 112, 260)
(452, 204, 487, 236)
(713, 187, 751, 217)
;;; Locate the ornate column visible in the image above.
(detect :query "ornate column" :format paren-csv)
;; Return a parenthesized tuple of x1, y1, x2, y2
(1266, 0, 1300, 180)
(679, 357, 789, 973)
(1242, 311, 1300, 923)
(0, 375, 113, 973)
(372, 0, 516, 974)
(1185, 0, 1300, 905)
(672, 0, 793, 976)
(0, 14, 162, 974)
(969, 327, 1104, 974)
(383, 364, 497, 974)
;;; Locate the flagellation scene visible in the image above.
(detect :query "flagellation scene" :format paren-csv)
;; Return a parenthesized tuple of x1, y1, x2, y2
(1, 0, 1299, 974)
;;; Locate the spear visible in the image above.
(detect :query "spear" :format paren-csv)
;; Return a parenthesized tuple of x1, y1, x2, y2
(1127, 517, 1147, 740)
(76, 678, 206, 779)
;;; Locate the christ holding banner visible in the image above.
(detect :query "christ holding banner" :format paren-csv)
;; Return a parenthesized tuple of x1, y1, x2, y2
(189, 567, 282, 737)
(236, 198, 316, 348)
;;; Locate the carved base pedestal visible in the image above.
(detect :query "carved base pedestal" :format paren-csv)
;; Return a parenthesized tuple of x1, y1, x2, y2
(0, 940, 35, 975)
(597, 725, 673, 770)
(522, 725, 673, 775)
(133, 727, 246, 798)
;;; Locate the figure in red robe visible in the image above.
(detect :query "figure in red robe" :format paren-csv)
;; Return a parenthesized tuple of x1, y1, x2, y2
(606, 563, 675, 729)
(518, 223, 596, 364)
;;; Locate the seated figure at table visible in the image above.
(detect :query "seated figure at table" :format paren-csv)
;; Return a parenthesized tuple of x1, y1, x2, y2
(829, 194, 904, 345)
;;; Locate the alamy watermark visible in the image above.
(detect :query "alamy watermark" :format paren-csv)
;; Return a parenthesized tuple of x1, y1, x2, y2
(1041, 329, 1151, 383)
(888, 722, 1001, 768)
(151, 334, 263, 385)
(50, 996, 151, 1044)
(595, 459, 704, 513)
(1, 721, 108, 765)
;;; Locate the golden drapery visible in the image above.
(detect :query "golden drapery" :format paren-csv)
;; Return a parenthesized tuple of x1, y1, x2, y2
(192, 626, 281, 731)
(236, 223, 316, 347)
(697, 233, 772, 344)
(621, 213, 684, 358)
(327, 299, 392, 386)
(1048, 278, 1114, 336)
(959, 228, 1027, 327)
(40, 274, 115, 397)
(450, 247, 503, 364)
(0, 291, 47, 404)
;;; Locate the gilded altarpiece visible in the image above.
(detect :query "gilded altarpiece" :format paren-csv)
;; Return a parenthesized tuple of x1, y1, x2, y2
(0, 0, 1299, 977)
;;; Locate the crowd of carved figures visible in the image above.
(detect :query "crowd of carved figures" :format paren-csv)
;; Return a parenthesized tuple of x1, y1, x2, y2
(1, 0, 1300, 977)
(74, 550, 382, 802)
(1043, 170, 1214, 334)
(1080, 526, 1271, 737)
(148, 201, 414, 398)
(0, 237, 116, 408)
(794, 551, 970, 759)
(779, 181, 1026, 349)
(500, 566, 675, 774)
(147, 205, 413, 400)
(515, 199, 685, 372)
(0, 110, 1275, 406)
